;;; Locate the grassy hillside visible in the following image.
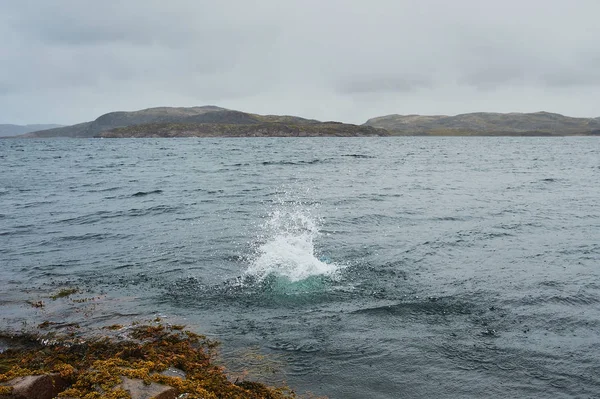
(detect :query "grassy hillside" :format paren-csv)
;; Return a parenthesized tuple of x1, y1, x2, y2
(364, 112, 600, 136)
(19, 108, 600, 138)
(23, 106, 323, 138)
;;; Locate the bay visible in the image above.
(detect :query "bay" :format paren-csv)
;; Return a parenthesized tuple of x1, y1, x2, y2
(1, 137, 599, 398)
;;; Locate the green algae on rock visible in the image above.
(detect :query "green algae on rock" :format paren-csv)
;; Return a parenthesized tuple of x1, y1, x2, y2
(50, 288, 80, 300)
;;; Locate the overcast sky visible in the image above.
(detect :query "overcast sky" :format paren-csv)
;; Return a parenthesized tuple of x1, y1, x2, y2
(1, 0, 599, 125)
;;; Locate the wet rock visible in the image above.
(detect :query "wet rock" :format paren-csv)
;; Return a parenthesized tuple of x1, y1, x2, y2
(115, 377, 178, 399)
(481, 328, 498, 337)
(1, 373, 69, 399)
(159, 367, 186, 379)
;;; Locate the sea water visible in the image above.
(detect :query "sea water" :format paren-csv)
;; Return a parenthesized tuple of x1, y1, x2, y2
(1, 137, 599, 398)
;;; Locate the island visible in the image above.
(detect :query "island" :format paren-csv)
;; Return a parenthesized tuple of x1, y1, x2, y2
(364, 111, 600, 136)
(13, 107, 600, 138)
(20, 106, 388, 138)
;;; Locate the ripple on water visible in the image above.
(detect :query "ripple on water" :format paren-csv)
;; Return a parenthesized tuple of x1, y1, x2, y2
(1, 138, 600, 399)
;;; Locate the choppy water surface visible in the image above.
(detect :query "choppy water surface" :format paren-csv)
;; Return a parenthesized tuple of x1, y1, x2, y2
(1, 137, 599, 398)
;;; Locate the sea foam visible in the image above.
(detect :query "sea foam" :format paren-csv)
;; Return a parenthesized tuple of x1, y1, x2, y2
(245, 199, 338, 283)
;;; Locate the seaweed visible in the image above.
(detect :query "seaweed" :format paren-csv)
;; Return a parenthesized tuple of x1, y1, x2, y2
(0, 324, 296, 399)
(50, 288, 80, 300)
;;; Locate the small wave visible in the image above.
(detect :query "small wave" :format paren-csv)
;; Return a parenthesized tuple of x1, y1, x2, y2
(57, 211, 116, 225)
(353, 297, 473, 317)
(341, 154, 375, 159)
(519, 293, 600, 306)
(227, 163, 251, 167)
(126, 205, 182, 217)
(56, 205, 182, 225)
(132, 189, 163, 197)
(549, 294, 600, 306)
(348, 213, 398, 225)
(0, 225, 35, 237)
(261, 159, 327, 166)
(557, 244, 600, 256)
(267, 341, 319, 353)
(18, 200, 56, 209)
(89, 186, 122, 193)
(431, 216, 468, 222)
(46, 232, 133, 243)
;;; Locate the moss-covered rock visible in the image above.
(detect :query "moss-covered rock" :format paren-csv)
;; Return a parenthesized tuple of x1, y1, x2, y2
(0, 325, 296, 399)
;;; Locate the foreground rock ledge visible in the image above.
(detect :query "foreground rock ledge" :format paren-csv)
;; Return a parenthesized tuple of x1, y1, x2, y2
(1, 374, 177, 399)
(114, 376, 178, 399)
(0, 324, 296, 399)
(1, 374, 68, 399)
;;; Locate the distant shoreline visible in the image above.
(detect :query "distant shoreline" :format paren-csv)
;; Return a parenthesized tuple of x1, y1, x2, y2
(5, 106, 600, 138)
(4, 132, 599, 138)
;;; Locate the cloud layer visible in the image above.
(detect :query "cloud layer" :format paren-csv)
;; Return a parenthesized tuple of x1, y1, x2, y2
(1, 0, 599, 124)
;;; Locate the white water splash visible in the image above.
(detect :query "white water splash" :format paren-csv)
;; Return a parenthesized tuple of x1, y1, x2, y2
(245, 201, 338, 282)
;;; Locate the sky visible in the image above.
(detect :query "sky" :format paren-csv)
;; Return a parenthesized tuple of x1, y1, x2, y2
(1, 0, 600, 125)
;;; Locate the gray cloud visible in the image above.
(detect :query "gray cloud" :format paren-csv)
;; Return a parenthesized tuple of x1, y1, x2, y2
(1, 0, 600, 125)
(0, 82, 17, 96)
(542, 69, 600, 88)
(337, 75, 432, 94)
(456, 39, 600, 90)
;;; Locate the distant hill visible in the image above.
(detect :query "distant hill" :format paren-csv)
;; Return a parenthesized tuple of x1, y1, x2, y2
(23, 106, 324, 138)
(18, 108, 600, 138)
(364, 112, 600, 136)
(0, 124, 63, 137)
(101, 122, 388, 138)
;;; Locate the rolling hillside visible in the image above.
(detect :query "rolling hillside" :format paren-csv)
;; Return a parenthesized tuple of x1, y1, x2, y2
(364, 112, 600, 136)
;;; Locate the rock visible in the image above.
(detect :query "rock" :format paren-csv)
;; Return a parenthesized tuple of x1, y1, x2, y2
(1, 373, 69, 399)
(115, 377, 178, 399)
(159, 367, 186, 379)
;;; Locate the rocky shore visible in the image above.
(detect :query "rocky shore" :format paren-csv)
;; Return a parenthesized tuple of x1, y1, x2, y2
(99, 122, 388, 138)
(0, 324, 298, 399)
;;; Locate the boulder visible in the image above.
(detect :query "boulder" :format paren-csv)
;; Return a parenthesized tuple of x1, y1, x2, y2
(1, 374, 69, 399)
(159, 367, 186, 380)
(115, 377, 178, 399)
